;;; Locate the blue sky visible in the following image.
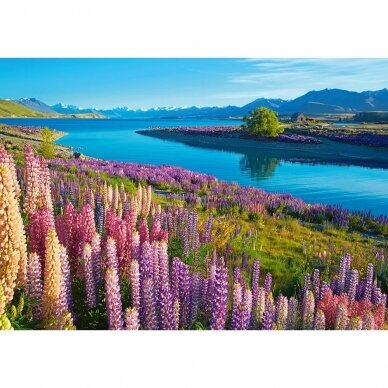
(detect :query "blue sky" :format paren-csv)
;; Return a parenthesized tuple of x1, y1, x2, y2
(1, 58, 388, 109)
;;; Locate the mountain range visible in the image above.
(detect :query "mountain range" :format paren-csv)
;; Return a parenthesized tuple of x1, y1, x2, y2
(8, 88, 388, 119)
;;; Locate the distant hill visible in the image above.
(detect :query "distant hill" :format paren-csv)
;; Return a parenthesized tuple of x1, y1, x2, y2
(278, 88, 388, 114)
(17, 98, 57, 114)
(3, 89, 388, 119)
(0, 100, 46, 117)
(48, 89, 388, 118)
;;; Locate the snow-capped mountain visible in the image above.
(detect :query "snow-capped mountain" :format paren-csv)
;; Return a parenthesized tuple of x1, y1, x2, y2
(14, 89, 388, 119)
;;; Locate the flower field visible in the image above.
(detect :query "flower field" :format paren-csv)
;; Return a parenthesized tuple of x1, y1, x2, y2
(0, 143, 387, 330)
(153, 125, 321, 143)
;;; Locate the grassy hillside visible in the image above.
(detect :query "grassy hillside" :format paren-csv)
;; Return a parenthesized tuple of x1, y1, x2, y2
(0, 99, 48, 117)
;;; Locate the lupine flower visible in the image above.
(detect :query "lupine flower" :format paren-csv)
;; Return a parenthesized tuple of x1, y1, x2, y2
(190, 273, 202, 325)
(59, 245, 73, 316)
(173, 298, 180, 330)
(139, 218, 149, 245)
(106, 237, 119, 272)
(262, 297, 275, 330)
(287, 297, 298, 330)
(313, 269, 320, 300)
(275, 295, 288, 330)
(27, 253, 43, 319)
(348, 269, 359, 303)
(28, 208, 55, 266)
(82, 243, 97, 309)
(179, 262, 191, 328)
(105, 267, 123, 330)
(0, 145, 20, 198)
(125, 307, 140, 330)
(364, 263, 374, 301)
(91, 233, 102, 285)
(302, 291, 315, 330)
(314, 309, 326, 330)
(130, 260, 141, 311)
(210, 260, 228, 330)
(142, 277, 157, 330)
(42, 229, 62, 326)
(251, 258, 260, 325)
(231, 282, 243, 330)
(0, 164, 28, 310)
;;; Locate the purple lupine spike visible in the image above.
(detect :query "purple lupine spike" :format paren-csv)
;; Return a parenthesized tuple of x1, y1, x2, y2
(264, 273, 272, 294)
(371, 287, 383, 306)
(262, 297, 275, 330)
(59, 245, 73, 316)
(313, 269, 320, 300)
(159, 280, 174, 330)
(302, 291, 315, 330)
(183, 223, 190, 256)
(210, 260, 228, 330)
(241, 289, 252, 330)
(275, 295, 288, 330)
(344, 254, 352, 292)
(287, 297, 298, 330)
(231, 282, 243, 330)
(320, 282, 329, 300)
(364, 263, 374, 301)
(314, 309, 326, 330)
(125, 307, 140, 330)
(190, 273, 202, 325)
(95, 195, 104, 235)
(131, 231, 140, 260)
(251, 259, 260, 320)
(152, 242, 160, 303)
(157, 242, 174, 330)
(348, 269, 359, 303)
(171, 257, 181, 303)
(173, 298, 180, 330)
(105, 267, 123, 330)
(200, 276, 209, 311)
(129, 260, 141, 311)
(337, 255, 349, 294)
(139, 241, 154, 281)
(233, 266, 242, 285)
(205, 255, 217, 316)
(91, 233, 102, 285)
(356, 280, 365, 301)
(82, 243, 97, 309)
(179, 262, 192, 328)
(27, 252, 43, 319)
(106, 237, 119, 272)
(142, 277, 157, 330)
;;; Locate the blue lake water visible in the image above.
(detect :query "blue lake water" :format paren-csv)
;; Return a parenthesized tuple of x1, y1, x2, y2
(2, 118, 388, 216)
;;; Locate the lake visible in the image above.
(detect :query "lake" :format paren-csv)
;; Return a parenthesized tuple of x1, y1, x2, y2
(2, 118, 388, 215)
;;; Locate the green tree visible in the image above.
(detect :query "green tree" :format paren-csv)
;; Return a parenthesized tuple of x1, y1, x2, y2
(37, 127, 55, 158)
(242, 107, 283, 137)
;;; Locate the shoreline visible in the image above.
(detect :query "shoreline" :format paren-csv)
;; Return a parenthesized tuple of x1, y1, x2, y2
(137, 129, 388, 170)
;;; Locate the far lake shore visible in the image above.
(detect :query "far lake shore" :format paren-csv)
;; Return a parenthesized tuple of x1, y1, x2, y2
(137, 129, 388, 170)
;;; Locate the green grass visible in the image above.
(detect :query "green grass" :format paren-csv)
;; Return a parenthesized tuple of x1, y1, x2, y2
(0, 100, 48, 117)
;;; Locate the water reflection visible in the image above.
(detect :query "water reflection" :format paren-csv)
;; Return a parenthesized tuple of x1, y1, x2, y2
(239, 152, 280, 180)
